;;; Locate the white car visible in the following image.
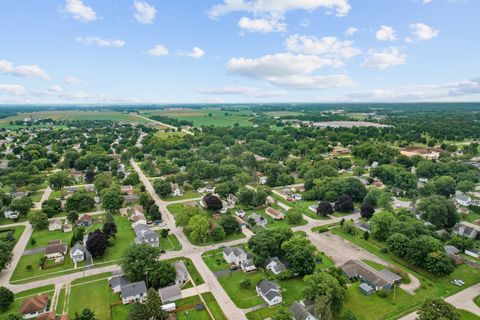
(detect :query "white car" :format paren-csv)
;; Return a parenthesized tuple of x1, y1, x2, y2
(451, 279, 465, 287)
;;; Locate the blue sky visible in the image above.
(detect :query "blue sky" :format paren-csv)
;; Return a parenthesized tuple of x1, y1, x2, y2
(0, 0, 479, 104)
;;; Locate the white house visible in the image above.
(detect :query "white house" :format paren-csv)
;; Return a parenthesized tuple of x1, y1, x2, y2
(465, 249, 480, 259)
(172, 184, 184, 197)
(455, 194, 472, 207)
(108, 274, 130, 294)
(256, 280, 282, 306)
(70, 243, 86, 264)
(265, 257, 287, 275)
(4, 209, 19, 219)
(45, 241, 67, 260)
(48, 219, 63, 231)
(248, 212, 267, 228)
(134, 224, 159, 247)
(223, 246, 248, 267)
(452, 223, 478, 239)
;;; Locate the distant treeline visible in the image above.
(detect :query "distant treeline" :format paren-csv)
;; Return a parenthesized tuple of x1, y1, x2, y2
(150, 115, 193, 127)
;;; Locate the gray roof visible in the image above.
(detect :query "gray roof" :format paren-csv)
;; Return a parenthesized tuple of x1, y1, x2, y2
(289, 302, 314, 320)
(249, 213, 266, 225)
(378, 269, 402, 282)
(265, 257, 287, 273)
(174, 261, 189, 281)
(341, 260, 391, 287)
(242, 259, 255, 268)
(120, 281, 147, 299)
(453, 223, 477, 237)
(159, 284, 181, 302)
(109, 275, 129, 289)
(456, 194, 471, 202)
(134, 224, 158, 242)
(257, 280, 281, 297)
(444, 245, 460, 255)
(359, 282, 374, 293)
(224, 246, 246, 257)
(71, 243, 85, 254)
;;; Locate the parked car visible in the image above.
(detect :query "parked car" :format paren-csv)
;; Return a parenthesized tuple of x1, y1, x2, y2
(451, 279, 465, 287)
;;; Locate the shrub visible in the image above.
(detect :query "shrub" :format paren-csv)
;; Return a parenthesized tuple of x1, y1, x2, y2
(377, 289, 387, 298)
(30, 238, 36, 246)
(239, 279, 251, 289)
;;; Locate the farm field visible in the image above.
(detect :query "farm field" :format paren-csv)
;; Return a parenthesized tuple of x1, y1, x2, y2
(142, 109, 255, 127)
(0, 110, 151, 125)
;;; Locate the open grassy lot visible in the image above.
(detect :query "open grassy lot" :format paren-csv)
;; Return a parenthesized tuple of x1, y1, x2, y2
(154, 130, 187, 139)
(68, 278, 119, 320)
(270, 193, 330, 221)
(0, 225, 25, 244)
(26, 227, 71, 249)
(143, 109, 254, 127)
(160, 191, 201, 201)
(111, 304, 131, 319)
(94, 215, 134, 264)
(202, 248, 232, 272)
(201, 292, 227, 320)
(0, 111, 151, 125)
(176, 295, 211, 320)
(159, 234, 182, 251)
(0, 285, 54, 319)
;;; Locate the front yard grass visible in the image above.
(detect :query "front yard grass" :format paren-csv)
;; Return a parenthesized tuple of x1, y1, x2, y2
(159, 234, 182, 251)
(202, 249, 231, 272)
(0, 225, 25, 244)
(160, 191, 201, 202)
(176, 295, 211, 320)
(111, 304, 131, 320)
(68, 278, 119, 320)
(201, 292, 227, 320)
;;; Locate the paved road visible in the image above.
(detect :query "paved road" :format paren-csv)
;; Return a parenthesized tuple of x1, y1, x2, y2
(33, 186, 53, 211)
(0, 222, 32, 288)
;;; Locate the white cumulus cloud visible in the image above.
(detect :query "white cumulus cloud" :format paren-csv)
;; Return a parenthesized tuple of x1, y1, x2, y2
(376, 25, 397, 41)
(362, 47, 406, 70)
(227, 53, 354, 89)
(64, 0, 97, 22)
(64, 77, 83, 85)
(0, 84, 27, 96)
(410, 23, 439, 40)
(148, 44, 169, 57)
(0, 59, 50, 80)
(75, 36, 126, 47)
(285, 34, 361, 59)
(180, 47, 205, 58)
(238, 17, 286, 33)
(345, 27, 358, 36)
(209, 0, 351, 18)
(133, 1, 157, 24)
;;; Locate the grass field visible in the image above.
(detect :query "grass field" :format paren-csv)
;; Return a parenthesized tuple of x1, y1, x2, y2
(0, 111, 151, 125)
(143, 109, 254, 127)
(160, 191, 201, 201)
(68, 278, 119, 319)
(176, 295, 211, 320)
(201, 292, 227, 320)
(264, 111, 303, 117)
(159, 234, 182, 251)
(0, 225, 25, 244)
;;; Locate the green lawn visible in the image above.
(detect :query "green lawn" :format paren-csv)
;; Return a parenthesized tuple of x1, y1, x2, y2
(111, 304, 131, 320)
(55, 287, 66, 314)
(93, 215, 135, 264)
(68, 278, 120, 320)
(0, 285, 54, 319)
(459, 310, 480, 320)
(27, 227, 71, 249)
(201, 292, 227, 320)
(159, 234, 182, 251)
(202, 249, 231, 272)
(475, 295, 480, 307)
(71, 272, 113, 285)
(144, 109, 254, 127)
(161, 191, 201, 201)
(242, 206, 307, 230)
(176, 295, 211, 320)
(0, 225, 25, 244)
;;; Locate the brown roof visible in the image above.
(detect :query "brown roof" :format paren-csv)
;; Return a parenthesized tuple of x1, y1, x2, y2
(20, 294, 49, 314)
(78, 214, 92, 222)
(37, 312, 56, 320)
(46, 242, 67, 255)
(341, 260, 391, 288)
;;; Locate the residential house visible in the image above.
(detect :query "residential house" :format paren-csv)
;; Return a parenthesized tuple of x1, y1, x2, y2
(248, 212, 267, 228)
(172, 184, 184, 197)
(70, 170, 84, 183)
(70, 243, 86, 263)
(445, 245, 461, 256)
(265, 207, 285, 220)
(226, 194, 237, 208)
(48, 219, 63, 231)
(455, 194, 472, 207)
(256, 280, 282, 306)
(289, 301, 318, 320)
(359, 282, 375, 295)
(109, 275, 130, 294)
(235, 209, 246, 219)
(159, 284, 182, 304)
(452, 223, 478, 239)
(10, 191, 26, 199)
(120, 185, 134, 195)
(85, 184, 95, 193)
(291, 193, 302, 201)
(174, 261, 189, 285)
(121, 281, 148, 304)
(340, 260, 395, 292)
(124, 194, 140, 204)
(130, 206, 147, 228)
(4, 209, 19, 219)
(20, 294, 49, 319)
(265, 257, 287, 275)
(45, 241, 67, 260)
(465, 248, 480, 259)
(241, 259, 257, 272)
(63, 222, 72, 233)
(134, 224, 159, 247)
(76, 214, 92, 227)
(223, 246, 248, 267)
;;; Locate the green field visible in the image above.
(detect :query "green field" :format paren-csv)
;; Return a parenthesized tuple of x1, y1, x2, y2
(176, 295, 211, 320)
(143, 109, 254, 127)
(0, 111, 151, 126)
(201, 292, 227, 320)
(159, 234, 182, 251)
(68, 278, 119, 319)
